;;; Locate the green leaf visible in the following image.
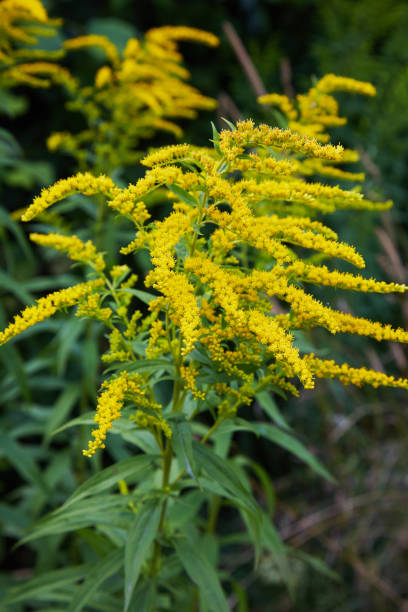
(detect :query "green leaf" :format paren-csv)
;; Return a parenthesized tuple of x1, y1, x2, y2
(20, 496, 133, 544)
(167, 184, 198, 207)
(261, 512, 294, 595)
(4, 565, 92, 605)
(127, 580, 157, 612)
(210, 121, 222, 155)
(67, 549, 123, 612)
(214, 419, 334, 483)
(121, 288, 156, 304)
(174, 532, 229, 612)
(0, 127, 22, 160)
(6, 160, 54, 188)
(235, 456, 275, 516)
(256, 391, 291, 430)
(0, 268, 33, 304)
(171, 418, 198, 482)
(52, 413, 160, 453)
(77, 529, 113, 557)
(229, 579, 249, 612)
(64, 454, 157, 508)
(167, 491, 204, 529)
(193, 442, 260, 516)
(124, 499, 162, 611)
(240, 508, 262, 566)
(220, 117, 237, 131)
(55, 317, 86, 375)
(0, 432, 47, 492)
(44, 383, 80, 443)
(254, 423, 335, 483)
(107, 358, 174, 376)
(291, 549, 340, 581)
(88, 17, 139, 53)
(0, 89, 27, 116)
(52, 411, 95, 435)
(0, 206, 33, 261)
(214, 418, 259, 437)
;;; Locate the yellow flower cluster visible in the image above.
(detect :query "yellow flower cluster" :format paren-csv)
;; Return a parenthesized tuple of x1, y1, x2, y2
(305, 355, 408, 391)
(48, 26, 218, 171)
(83, 371, 160, 457)
(29, 232, 106, 271)
(145, 25, 219, 49)
(0, 279, 103, 345)
(145, 212, 201, 355)
(258, 74, 378, 185)
(141, 144, 192, 168)
(75, 293, 112, 323)
(3, 110, 408, 455)
(64, 34, 120, 67)
(284, 261, 407, 293)
(0, 0, 65, 90)
(21, 172, 120, 221)
(315, 74, 376, 97)
(102, 328, 131, 364)
(133, 410, 172, 440)
(219, 119, 344, 161)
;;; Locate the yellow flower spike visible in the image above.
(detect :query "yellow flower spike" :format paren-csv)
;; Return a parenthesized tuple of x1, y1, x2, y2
(247, 310, 314, 389)
(64, 34, 120, 67)
(123, 37, 140, 58)
(257, 93, 298, 120)
(108, 167, 185, 217)
(180, 364, 205, 400)
(83, 371, 155, 457)
(110, 265, 130, 282)
(315, 74, 376, 97)
(145, 26, 219, 48)
(141, 144, 192, 168)
(21, 173, 120, 221)
(296, 158, 365, 182)
(305, 355, 408, 391)
(133, 410, 172, 440)
(285, 261, 407, 294)
(102, 328, 131, 364)
(4, 0, 48, 22)
(251, 217, 365, 268)
(95, 65, 113, 88)
(219, 119, 344, 161)
(30, 232, 106, 271)
(75, 293, 112, 323)
(0, 279, 104, 346)
(280, 285, 408, 343)
(0, 0, 49, 47)
(145, 212, 201, 355)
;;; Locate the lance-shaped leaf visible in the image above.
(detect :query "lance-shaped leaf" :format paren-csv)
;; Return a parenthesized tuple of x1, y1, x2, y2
(193, 442, 260, 517)
(124, 499, 162, 611)
(67, 549, 123, 612)
(174, 532, 229, 612)
(171, 417, 199, 482)
(64, 454, 157, 508)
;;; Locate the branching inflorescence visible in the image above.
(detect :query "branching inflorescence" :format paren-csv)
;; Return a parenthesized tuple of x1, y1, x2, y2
(2, 112, 408, 457)
(46, 26, 219, 172)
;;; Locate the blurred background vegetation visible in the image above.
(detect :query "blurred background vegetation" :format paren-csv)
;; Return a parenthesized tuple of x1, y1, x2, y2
(2, 0, 408, 610)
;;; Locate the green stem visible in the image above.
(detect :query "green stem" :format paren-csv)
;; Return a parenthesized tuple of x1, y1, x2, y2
(151, 363, 182, 574)
(206, 496, 221, 534)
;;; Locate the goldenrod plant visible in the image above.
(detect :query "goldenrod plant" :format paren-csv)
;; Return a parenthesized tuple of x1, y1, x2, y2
(0, 0, 63, 92)
(259, 74, 377, 185)
(3, 114, 408, 609)
(0, 0, 65, 191)
(47, 26, 219, 174)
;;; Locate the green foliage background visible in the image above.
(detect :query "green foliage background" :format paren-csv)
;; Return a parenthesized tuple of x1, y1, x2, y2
(2, 0, 408, 610)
